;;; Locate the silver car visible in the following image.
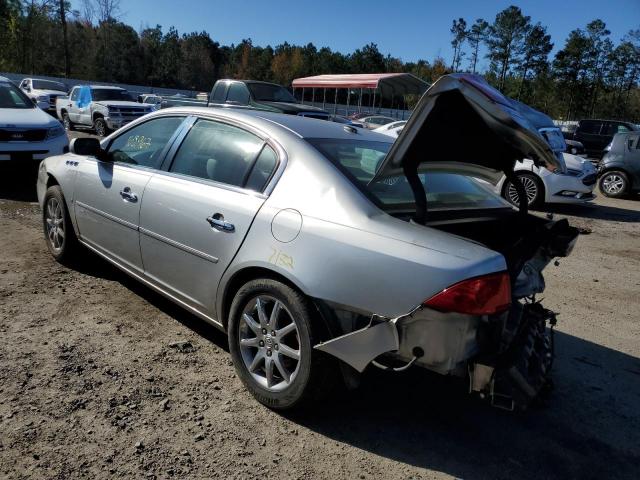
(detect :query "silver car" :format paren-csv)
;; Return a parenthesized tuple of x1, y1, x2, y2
(37, 75, 579, 411)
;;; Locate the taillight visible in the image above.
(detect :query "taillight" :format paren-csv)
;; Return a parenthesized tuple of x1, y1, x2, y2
(423, 272, 511, 315)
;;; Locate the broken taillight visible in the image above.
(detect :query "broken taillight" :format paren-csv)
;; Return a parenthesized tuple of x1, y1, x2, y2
(423, 272, 511, 315)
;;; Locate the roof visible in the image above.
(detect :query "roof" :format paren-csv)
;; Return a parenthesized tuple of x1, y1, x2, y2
(291, 73, 429, 97)
(160, 106, 394, 142)
(0, 76, 10, 82)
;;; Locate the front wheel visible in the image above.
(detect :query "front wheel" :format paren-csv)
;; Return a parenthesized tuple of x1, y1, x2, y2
(599, 170, 629, 198)
(228, 279, 334, 410)
(62, 113, 75, 131)
(503, 172, 544, 208)
(42, 185, 81, 265)
(94, 117, 109, 137)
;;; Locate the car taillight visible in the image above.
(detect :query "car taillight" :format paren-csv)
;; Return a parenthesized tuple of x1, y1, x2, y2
(423, 272, 511, 315)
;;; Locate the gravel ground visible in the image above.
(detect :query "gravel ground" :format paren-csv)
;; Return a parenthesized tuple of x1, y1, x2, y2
(0, 154, 639, 480)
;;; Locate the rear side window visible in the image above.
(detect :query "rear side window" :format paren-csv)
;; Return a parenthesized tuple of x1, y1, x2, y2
(579, 121, 601, 134)
(226, 83, 250, 104)
(107, 116, 184, 168)
(211, 83, 227, 103)
(169, 119, 263, 187)
(245, 145, 278, 192)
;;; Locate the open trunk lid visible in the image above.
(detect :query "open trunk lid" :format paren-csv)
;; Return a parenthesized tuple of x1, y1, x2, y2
(370, 74, 564, 185)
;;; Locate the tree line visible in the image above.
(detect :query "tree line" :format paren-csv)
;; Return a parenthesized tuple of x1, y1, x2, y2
(0, 1, 638, 121)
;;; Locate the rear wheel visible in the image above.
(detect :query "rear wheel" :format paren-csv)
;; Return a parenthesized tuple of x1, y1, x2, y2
(599, 170, 629, 198)
(504, 172, 544, 208)
(62, 113, 75, 131)
(228, 279, 334, 410)
(42, 185, 80, 265)
(94, 117, 109, 137)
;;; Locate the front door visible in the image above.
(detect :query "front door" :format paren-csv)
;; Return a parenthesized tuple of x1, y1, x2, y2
(139, 118, 279, 316)
(73, 115, 186, 271)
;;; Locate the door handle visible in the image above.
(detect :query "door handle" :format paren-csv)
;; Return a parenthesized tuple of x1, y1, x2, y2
(206, 214, 234, 232)
(119, 187, 138, 202)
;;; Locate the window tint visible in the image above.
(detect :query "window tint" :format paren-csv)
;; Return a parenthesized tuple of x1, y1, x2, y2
(579, 121, 601, 134)
(226, 83, 250, 104)
(211, 83, 227, 102)
(107, 116, 184, 168)
(246, 145, 278, 192)
(169, 119, 263, 187)
(70, 88, 79, 101)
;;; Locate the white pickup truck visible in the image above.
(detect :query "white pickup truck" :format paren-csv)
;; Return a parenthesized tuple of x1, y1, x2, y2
(19, 78, 68, 114)
(56, 85, 156, 136)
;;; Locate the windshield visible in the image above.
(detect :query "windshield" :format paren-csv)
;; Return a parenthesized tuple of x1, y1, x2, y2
(32, 80, 67, 91)
(0, 83, 35, 109)
(309, 138, 509, 211)
(92, 88, 134, 102)
(248, 83, 296, 102)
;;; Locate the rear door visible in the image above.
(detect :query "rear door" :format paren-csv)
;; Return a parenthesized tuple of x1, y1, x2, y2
(625, 134, 640, 188)
(73, 115, 186, 271)
(138, 117, 279, 316)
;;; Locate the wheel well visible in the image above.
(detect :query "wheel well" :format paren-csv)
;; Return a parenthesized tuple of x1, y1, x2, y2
(220, 267, 301, 329)
(46, 174, 59, 188)
(93, 112, 104, 121)
(60, 109, 67, 116)
(220, 267, 337, 340)
(501, 171, 545, 197)
(599, 166, 629, 177)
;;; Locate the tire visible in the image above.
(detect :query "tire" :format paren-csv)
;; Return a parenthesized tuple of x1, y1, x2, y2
(62, 113, 75, 131)
(599, 170, 629, 198)
(503, 172, 544, 209)
(42, 185, 80, 265)
(228, 278, 334, 410)
(94, 117, 109, 137)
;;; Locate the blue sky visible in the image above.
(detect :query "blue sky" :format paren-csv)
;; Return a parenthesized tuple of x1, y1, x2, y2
(73, 0, 639, 66)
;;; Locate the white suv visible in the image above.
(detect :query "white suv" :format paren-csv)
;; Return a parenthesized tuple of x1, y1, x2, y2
(0, 77, 68, 168)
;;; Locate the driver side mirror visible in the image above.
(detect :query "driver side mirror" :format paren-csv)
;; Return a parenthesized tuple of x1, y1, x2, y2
(70, 137, 110, 162)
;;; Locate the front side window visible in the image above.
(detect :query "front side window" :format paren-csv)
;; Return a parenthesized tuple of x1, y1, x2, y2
(169, 119, 264, 187)
(309, 138, 509, 211)
(70, 88, 79, 101)
(107, 116, 184, 168)
(226, 83, 250, 105)
(0, 83, 34, 109)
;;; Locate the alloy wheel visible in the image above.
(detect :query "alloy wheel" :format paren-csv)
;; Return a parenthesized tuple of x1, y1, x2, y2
(602, 173, 625, 195)
(238, 295, 301, 392)
(95, 120, 106, 137)
(63, 115, 70, 130)
(507, 176, 538, 206)
(45, 197, 65, 253)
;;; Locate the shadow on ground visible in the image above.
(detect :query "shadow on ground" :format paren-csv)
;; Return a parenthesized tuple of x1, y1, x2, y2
(0, 164, 39, 202)
(542, 201, 640, 222)
(78, 254, 640, 480)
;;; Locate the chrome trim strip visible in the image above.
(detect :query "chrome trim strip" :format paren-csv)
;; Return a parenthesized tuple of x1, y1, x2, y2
(79, 239, 224, 330)
(140, 227, 219, 264)
(75, 200, 138, 231)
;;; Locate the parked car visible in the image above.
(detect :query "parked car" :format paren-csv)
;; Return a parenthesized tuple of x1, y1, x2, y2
(329, 114, 364, 128)
(19, 78, 68, 114)
(56, 85, 155, 136)
(37, 74, 579, 411)
(0, 76, 68, 169)
(598, 131, 640, 197)
(374, 120, 407, 137)
(357, 115, 396, 129)
(497, 126, 597, 207)
(137, 94, 162, 108)
(162, 79, 331, 120)
(563, 119, 638, 158)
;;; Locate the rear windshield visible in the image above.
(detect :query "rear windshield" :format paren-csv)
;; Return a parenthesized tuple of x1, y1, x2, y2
(308, 138, 509, 211)
(92, 88, 134, 102)
(247, 83, 296, 102)
(0, 83, 35, 109)
(32, 80, 67, 91)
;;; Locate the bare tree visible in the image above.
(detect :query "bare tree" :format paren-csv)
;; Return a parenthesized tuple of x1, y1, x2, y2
(58, 0, 70, 76)
(93, 0, 120, 23)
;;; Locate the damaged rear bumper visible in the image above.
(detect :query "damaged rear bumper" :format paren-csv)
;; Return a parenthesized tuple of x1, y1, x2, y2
(315, 301, 557, 410)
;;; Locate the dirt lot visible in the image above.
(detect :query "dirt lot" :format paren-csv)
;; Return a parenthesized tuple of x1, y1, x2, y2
(0, 156, 639, 479)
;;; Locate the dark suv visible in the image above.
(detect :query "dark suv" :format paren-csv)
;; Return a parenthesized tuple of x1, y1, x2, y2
(564, 119, 638, 158)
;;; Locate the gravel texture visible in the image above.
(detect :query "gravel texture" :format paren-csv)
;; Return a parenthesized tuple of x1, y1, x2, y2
(0, 164, 639, 480)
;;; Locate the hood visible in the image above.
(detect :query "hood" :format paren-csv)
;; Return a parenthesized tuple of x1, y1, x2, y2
(0, 107, 58, 128)
(95, 101, 151, 108)
(562, 152, 592, 172)
(371, 74, 563, 185)
(258, 101, 328, 114)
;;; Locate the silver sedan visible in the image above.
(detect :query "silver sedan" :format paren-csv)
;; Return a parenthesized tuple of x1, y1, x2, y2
(37, 75, 579, 411)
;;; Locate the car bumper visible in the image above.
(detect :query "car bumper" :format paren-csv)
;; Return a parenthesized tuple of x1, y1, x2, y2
(106, 115, 147, 131)
(545, 171, 597, 204)
(0, 134, 69, 162)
